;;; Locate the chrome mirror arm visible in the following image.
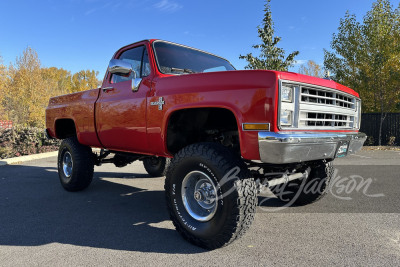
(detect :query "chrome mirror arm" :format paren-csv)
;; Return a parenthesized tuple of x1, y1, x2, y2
(132, 77, 142, 92)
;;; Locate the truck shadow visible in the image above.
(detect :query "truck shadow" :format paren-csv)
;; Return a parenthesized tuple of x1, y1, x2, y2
(0, 164, 205, 254)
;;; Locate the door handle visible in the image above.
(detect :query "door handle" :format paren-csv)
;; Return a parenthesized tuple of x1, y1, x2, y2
(102, 87, 114, 92)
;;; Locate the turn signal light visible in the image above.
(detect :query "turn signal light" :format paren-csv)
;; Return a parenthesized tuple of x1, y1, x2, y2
(243, 123, 270, 131)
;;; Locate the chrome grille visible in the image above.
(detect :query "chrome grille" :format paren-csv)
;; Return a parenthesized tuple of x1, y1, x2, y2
(301, 87, 355, 109)
(300, 112, 352, 128)
(279, 80, 360, 130)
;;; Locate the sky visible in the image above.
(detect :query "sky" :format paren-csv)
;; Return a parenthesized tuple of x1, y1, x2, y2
(1, 0, 399, 79)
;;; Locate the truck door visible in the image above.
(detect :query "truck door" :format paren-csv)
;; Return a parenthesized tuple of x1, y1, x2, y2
(95, 44, 152, 153)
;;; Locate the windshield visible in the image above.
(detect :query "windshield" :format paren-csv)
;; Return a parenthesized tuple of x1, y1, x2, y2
(153, 41, 235, 75)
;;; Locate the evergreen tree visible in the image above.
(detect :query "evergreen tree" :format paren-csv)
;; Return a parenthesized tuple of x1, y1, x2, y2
(239, 0, 299, 71)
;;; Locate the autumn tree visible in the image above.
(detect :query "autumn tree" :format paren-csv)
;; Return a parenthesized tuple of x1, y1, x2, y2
(0, 55, 7, 119)
(298, 60, 324, 78)
(1, 47, 102, 127)
(42, 67, 73, 96)
(324, 0, 400, 145)
(72, 70, 100, 92)
(4, 47, 48, 127)
(239, 0, 299, 71)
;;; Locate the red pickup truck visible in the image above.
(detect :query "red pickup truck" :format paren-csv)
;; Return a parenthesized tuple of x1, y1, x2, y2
(46, 39, 366, 249)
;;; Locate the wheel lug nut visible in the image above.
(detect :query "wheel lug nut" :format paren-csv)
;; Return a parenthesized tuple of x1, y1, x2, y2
(194, 191, 202, 201)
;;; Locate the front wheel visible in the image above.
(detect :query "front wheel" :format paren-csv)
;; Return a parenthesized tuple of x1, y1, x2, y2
(57, 137, 94, 192)
(165, 143, 257, 250)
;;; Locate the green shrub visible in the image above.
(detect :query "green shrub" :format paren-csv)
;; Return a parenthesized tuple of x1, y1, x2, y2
(365, 136, 375, 146)
(387, 136, 396, 146)
(0, 126, 60, 159)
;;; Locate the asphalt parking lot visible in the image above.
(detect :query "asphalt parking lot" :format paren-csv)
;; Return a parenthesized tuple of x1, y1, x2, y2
(0, 150, 399, 266)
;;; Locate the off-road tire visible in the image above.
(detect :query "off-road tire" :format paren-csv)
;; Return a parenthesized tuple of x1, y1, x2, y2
(57, 136, 94, 192)
(272, 160, 334, 205)
(165, 142, 257, 250)
(143, 156, 171, 177)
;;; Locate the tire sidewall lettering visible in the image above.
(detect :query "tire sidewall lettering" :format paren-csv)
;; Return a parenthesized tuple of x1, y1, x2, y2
(173, 197, 197, 231)
(168, 160, 229, 235)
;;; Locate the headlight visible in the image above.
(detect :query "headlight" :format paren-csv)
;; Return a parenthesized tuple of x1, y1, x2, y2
(279, 82, 298, 128)
(280, 110, 293, 126)
(281, 84, 294, 102)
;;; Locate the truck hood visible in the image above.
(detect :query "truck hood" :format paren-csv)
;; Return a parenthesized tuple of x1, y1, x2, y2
(160, 70, 359, 98)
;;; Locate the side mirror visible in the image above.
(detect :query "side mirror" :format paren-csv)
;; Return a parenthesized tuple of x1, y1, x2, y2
(108, 59, 133, 77)
(108, 59, 142, 92)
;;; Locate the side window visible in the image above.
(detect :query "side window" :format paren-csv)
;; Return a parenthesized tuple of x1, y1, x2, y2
(111, 46, 150, 84)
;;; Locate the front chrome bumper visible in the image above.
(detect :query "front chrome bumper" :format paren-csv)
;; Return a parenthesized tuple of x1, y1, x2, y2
(258, 132, 367, 164)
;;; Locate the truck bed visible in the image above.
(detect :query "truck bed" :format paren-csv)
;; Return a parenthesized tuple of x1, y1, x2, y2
(46, 88, 102, 147)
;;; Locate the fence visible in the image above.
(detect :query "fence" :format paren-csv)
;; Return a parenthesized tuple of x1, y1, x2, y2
(0, 120, 13, 130)
(360, 113, 400, 146)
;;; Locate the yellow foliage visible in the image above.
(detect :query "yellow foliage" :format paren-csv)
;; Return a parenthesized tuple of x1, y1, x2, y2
(72, 70, 100, 92)
(0, 56, 6, 119)
(298, 60, 324, 78)
(42, 67, 73, 96)
(0, 47, 101, 127)
(6, 47, 48, 127)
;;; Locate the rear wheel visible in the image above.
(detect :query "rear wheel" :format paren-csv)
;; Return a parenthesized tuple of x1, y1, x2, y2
(57, 137, 94, 192)
(143, 156, 171, 177)
(165, 143, 257, 250)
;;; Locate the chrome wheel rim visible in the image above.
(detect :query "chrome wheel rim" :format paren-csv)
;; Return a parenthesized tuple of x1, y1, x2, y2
(62, 151, 73, 178)
(181, 171, 218, 222)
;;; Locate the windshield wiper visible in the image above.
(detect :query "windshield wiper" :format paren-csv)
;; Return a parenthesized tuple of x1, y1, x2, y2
(170, 67, 195, 74)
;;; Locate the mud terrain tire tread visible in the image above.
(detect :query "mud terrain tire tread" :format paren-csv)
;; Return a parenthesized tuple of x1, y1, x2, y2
(165, 142, 257, 250)
(58, 136, 94, 192)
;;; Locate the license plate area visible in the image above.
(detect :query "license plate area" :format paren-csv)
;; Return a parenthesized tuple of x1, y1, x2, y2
(335, 141, 349, 158)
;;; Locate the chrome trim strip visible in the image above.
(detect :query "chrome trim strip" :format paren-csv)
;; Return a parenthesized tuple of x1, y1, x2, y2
(258, 131, 367, 164)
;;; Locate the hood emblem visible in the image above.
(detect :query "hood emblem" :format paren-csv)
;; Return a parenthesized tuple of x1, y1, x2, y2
(150, 97, 165, 110)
